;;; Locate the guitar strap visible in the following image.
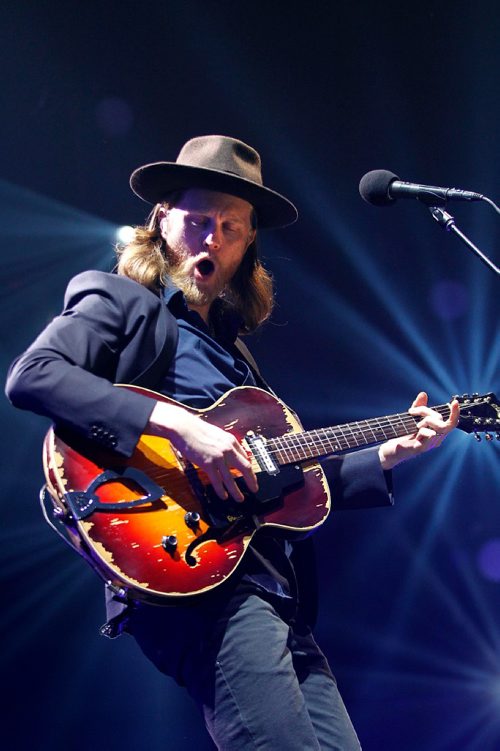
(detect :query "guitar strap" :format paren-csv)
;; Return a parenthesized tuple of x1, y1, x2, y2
(234, 338, 303, 428)
(234, 337, 278, 398)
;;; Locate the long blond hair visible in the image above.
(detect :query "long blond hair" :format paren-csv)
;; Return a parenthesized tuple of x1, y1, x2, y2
(116, 200, 274, 333)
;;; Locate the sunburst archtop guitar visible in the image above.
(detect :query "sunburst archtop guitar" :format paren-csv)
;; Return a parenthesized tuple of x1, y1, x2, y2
(42, 386, 499, 604)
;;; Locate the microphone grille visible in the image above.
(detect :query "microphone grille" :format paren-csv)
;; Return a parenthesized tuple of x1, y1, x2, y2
(359, 169, 399, 206)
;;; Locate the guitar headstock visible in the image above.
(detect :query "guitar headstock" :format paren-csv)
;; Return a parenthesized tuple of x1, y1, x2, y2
(456, 393, 500, 441)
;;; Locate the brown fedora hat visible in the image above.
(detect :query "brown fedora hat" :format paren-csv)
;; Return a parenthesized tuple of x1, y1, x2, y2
(129, 135, 298, 229)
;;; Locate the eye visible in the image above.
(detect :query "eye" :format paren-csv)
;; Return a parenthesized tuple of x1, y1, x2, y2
(223, 222, 242, 234)
(188, 215, 208, 228)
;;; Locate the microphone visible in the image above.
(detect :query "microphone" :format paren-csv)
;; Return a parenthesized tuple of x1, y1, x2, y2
(359, 169, 484, 207)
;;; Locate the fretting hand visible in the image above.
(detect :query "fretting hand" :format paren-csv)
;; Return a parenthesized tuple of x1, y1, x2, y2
(378, 392, 460, 470)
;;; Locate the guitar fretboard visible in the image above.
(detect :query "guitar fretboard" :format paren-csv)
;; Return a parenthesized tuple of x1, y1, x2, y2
(266, 404, 452, 465)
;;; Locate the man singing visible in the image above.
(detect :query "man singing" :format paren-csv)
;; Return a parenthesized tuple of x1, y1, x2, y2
(6, 135, 458, 750)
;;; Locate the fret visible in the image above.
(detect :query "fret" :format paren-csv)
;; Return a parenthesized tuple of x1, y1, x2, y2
(370, 416, 395, 440)
(308, 428, 344, 454)
(321, 428, 349, 452)
(373, 416, 400, 439)
(272, 435, 298, 464)
(393, 413, 414, 435)
(361, 419, 379, 444)
(351, 421, 369, 447)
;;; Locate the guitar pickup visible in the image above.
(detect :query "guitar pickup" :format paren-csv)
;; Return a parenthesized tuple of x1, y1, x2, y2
(245, 431, 279, 475)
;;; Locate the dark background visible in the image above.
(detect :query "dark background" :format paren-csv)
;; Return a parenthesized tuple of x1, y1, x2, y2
(1, 1, 499, 749)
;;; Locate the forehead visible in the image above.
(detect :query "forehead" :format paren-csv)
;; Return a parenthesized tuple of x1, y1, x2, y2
(173, 189, 254, 220)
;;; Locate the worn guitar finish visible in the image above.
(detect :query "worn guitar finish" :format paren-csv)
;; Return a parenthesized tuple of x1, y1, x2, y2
(43, 386, 499, 603)
(44, 386, 328, 602)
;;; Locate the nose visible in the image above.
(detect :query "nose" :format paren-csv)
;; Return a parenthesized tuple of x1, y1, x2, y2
(203, 220, 222, 250)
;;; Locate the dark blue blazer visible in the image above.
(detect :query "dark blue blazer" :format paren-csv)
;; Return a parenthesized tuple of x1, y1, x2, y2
(6, 269, 392, 509)
(6, 270, 393, 628)
(6, 270, 179, 456)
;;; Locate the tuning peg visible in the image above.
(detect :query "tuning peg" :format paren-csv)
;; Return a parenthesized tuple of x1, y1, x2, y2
(474, 433, 482, 442)
(485, 433, 493, 441)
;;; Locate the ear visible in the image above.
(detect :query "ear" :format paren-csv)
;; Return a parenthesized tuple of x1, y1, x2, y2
(147, 203, 168, 233)
(246, 228, 257, 248)
(158, 210, 169, 240)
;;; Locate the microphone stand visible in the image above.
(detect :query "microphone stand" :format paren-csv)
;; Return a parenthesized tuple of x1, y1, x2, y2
(427, 205, 499, 277)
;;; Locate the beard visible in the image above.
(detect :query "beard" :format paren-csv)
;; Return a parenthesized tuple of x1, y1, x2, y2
(166, 253, 228, 309)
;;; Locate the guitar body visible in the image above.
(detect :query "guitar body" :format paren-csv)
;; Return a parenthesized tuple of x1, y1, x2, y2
(43, 386, 330, 603)
(43, 384, 498, 604)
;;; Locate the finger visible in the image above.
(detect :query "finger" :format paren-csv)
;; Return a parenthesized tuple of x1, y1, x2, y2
(415, 410, 452, 433)
(415, 426, 444, 449)
(224, 431, 246, 454)
(418, 399, 460, 435)
(218, 463, 246, 503)
(224, 442, 259, 494)
(415, 415, 441, 430)
(239, 463, 259, 494)
(411, 391, 428, 409)
(220, 451, 258, 499)
(207, 468, 228, 500)
(446, 398, 460, 428)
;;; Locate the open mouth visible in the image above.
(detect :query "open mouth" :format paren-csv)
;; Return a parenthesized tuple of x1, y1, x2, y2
(196, 259, 215, 277)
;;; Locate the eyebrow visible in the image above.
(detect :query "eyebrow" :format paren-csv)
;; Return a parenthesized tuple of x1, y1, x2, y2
(184, 209, 249, 224)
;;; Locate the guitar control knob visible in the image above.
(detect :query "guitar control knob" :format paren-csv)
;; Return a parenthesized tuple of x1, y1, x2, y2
(184, 511, 201, 529)
(162, 535, 178, 552)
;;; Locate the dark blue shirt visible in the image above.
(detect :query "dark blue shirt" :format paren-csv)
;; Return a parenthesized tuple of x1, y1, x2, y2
(160, 286, 257, 406)
(159, 285, 293, 601)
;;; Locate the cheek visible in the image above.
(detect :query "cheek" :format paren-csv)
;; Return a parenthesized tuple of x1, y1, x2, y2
(160, 215, 190, 248)
(226, 246, 248, 274)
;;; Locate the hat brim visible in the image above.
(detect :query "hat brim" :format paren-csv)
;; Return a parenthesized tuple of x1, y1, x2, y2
(129, 162, 298, 229)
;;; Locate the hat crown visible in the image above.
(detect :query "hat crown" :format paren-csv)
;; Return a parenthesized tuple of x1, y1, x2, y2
(129, 134, 297, 228)
(176, 136, 263, 186)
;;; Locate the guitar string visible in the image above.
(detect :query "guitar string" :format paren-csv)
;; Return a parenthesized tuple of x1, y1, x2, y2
(265, 407, 451, 461)
(90, 400, 498, 504)
(99, 406, 454, 490)
(143, 406, 451, 481)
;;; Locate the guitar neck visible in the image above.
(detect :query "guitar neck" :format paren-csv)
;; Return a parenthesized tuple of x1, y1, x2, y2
(267, 404, 452, 465)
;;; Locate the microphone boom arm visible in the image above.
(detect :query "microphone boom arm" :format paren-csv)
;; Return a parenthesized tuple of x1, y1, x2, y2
(428, 206, 499, 277)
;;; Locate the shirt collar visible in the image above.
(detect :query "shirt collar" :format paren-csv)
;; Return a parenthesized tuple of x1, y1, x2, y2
(162, 282, 185, 307)
(162, 284, 242, 344)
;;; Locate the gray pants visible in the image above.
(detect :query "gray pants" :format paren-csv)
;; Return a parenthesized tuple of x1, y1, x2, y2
(129, 587, 361, 750)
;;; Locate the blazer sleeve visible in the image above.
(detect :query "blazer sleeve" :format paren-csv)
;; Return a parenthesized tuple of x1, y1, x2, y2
(5, 271, 166, 457)
(321, 447, 394, 509)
